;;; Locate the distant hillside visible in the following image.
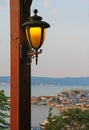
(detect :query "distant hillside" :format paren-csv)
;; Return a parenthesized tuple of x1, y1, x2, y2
(31, 77, 89, 86)
(0, 76, 89, 86)
(0, 76, 10, 84)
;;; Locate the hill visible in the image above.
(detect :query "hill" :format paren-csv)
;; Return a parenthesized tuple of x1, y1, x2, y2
(31, 77, 89, 86)
(0, 76, 10, 84)
(0, 76, 89, 86)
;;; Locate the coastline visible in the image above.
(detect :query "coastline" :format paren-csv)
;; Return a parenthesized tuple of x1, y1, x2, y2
(31, 89, 89, 111)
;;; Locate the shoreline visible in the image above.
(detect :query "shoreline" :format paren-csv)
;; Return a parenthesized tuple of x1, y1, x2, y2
(31, 89, 89, 111)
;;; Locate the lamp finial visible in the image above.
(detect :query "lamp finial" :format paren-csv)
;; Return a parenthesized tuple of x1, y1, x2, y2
(34, 9, 38, 15)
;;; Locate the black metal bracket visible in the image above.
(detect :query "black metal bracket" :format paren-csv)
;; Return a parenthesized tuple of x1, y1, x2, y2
(23, 0, 33, 15)
(20, 43, 42, 65)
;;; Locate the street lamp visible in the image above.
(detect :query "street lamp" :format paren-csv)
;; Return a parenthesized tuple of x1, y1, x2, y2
(22, 9, 50, 65)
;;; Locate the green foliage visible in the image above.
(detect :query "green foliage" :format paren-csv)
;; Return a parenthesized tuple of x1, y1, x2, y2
(0, 90, 10, 130)
(44, 107, 89, 130)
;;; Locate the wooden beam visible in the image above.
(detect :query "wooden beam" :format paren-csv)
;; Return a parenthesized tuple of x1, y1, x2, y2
(10, 0, 32, 130)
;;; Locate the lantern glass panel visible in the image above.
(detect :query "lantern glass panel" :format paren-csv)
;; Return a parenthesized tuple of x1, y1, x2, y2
(26, 28, 30, 44)
(26, 27, 46, 49)
(42, 28, 46, 45)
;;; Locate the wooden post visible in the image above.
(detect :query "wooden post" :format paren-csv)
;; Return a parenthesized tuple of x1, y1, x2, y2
(10, 0, 33, 130)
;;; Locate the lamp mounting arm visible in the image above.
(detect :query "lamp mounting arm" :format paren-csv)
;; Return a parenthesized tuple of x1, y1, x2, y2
(20, 43, 42, 65)
(27, 49, 42, 65)
(23, 0, 33, 15)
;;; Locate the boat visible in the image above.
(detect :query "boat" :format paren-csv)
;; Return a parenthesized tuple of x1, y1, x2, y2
(40, 119, 48, 129)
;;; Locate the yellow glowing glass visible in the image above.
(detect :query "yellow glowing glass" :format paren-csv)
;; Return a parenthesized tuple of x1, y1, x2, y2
(26, 27, 46, 49)
(42, 29, 46, 45)
(26, 29, 30, 44)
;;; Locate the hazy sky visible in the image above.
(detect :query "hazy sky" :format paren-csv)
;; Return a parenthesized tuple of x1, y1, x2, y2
(0, 0, 89, 78)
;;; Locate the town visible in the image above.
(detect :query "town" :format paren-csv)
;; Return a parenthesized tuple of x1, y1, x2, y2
(31, 89, 89, 111)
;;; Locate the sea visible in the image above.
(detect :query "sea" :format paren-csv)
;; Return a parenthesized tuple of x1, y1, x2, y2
(0, 84, 89, 128)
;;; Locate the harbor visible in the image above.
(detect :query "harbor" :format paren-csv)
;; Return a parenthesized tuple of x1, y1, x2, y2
(31, 89, 89, 111)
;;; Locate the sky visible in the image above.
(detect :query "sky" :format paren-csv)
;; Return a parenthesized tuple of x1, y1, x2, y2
(0, 0, 89, 78)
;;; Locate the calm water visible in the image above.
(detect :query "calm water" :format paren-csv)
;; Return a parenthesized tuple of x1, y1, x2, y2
(1, 84, 89, 97)
(0, 85, 89, 127)
(31, 105, 59, 127)
(31, 85, 89, 96)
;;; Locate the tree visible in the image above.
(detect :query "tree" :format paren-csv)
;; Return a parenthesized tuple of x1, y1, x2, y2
(44, 107, 89, 130)
(44, 107, 65, 130)
(0, 90, 10, 130)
